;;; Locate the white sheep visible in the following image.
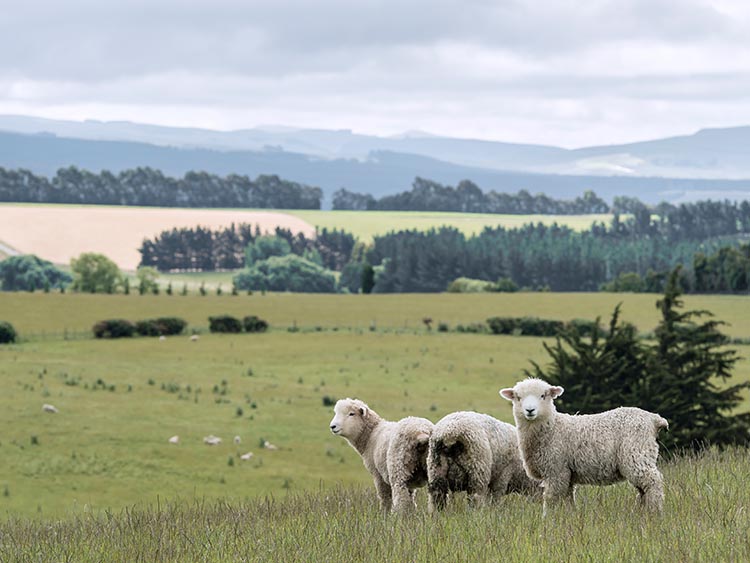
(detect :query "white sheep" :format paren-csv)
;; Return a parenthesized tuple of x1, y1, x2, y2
(240, 452, 254, 461)
(203, 435, 222, 446)
(499, 378, 668, 514)
(190, 334, 199, 342)
(234, 435, 242, 445)
(427, 411, 540, 510)
(168, 435, 180, 444)
(329, 398, 433, 513)
(42, 404, 59, 414)
(262, 440, 278, 450)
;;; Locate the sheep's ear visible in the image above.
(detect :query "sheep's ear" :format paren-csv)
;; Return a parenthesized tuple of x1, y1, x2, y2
(549, 386, 564, 399)
(359, 406, 368, 418)
(499, 388, 515, 401)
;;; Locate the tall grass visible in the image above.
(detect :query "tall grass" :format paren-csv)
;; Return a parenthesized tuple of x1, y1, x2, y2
(1, 448, 748, 562)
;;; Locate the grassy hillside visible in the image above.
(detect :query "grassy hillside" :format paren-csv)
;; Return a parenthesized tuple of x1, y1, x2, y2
(289, 209, 613, 241)
(1, 449, 748, 562)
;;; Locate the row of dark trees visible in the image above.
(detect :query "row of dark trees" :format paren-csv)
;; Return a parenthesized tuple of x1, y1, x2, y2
(366, 222, 750, 293)
(0, 167, 322, 209)
(138, 223, 356, 273)
(333, 178, 611, 214)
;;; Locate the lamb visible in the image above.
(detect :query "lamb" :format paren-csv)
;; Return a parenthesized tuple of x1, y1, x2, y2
(329, 398, 433, 513)
(203, 435, 222, 445)
(499, 378, 668, 514)
(42, 404, 59, 414)
(427, 411, 539, 510)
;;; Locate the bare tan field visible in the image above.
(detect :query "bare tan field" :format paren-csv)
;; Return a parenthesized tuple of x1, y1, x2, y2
(0, 204, 315, 270)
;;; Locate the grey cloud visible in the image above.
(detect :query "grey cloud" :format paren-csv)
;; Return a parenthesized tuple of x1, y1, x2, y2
(0, 0, 743, 81)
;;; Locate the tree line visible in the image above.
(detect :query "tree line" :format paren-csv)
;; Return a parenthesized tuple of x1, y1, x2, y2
(0, 166, 322, 209)
(333, 177, 611, 214)
(365, 211, 750, 293)
(138, 223, 356, 273)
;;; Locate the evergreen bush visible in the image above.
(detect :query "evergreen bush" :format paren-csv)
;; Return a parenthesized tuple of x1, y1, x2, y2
(242, 316, 269, 333)
(209, 315, 243, 333)
(0, 321, 17, 344)
(93, 319, 135, 339)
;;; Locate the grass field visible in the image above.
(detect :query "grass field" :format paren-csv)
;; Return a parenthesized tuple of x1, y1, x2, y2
(3, 291, 750, 339)
(1, 449, 748, 562)
(0, 291, 749, 520)
(289, 209, 614, 241)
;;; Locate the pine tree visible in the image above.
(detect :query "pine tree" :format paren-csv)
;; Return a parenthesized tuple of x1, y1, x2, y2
(645, 267, 750, 450)
(528, 267, 750, 453)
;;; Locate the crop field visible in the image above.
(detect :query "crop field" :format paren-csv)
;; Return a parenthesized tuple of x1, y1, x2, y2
(289, 209, 613, 241)
(0, 203, 614, 269)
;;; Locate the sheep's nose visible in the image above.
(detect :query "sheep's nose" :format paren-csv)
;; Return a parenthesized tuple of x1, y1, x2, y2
(525, 408, 536, 415)
(330, 424, 337, 430)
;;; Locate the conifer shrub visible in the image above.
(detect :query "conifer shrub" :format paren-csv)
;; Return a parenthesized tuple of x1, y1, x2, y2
(209, 315, 243, 333)
(242, 315, 269, 333)
(93, 319, 135, 339)
(0, 321, 17, 344)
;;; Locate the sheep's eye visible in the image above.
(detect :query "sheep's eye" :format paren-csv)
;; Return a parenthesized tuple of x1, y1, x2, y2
(541, 394, 545, 399)
(348, 412, 355, 416)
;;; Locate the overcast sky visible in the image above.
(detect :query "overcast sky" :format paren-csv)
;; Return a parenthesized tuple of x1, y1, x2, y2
(1, 0, 749, 148)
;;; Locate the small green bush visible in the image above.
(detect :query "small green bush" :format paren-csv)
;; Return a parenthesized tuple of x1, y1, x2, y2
(0, 321, 17, 344)
(92, 319, 135, 339)
(243, 315, 269, 333)
(446, 277, 492, 293)
(209, 315, 243, 334)
(487, 316, 564, 337)
(135, 319, 163, 337)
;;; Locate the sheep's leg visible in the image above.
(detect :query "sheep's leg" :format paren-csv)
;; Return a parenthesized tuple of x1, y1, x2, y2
(428, 481, 448, 512)
(466, 483, 490, 509)
(373, 476, 392, 512)
(625, 464, 664, 512)
(542, 470, 574, 517)
(390, 482, 415, 514)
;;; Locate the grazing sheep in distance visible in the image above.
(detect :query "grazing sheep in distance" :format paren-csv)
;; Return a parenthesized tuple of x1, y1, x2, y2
(203, 435, 222, 446)
(262, 440, 278, 450)
(190, 334, 199, 342)
(428, 411, 539, 510)
(240, 452, 254, 461)
(42, 404, 58, 414)
(168, 435, 179, 444)
(329, 398, 433, 513)
(500, 378, 668, 514)
(234, 435, 241, 445)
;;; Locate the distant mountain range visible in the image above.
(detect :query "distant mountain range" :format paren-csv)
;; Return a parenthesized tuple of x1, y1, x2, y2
(1, 115, 750, 207)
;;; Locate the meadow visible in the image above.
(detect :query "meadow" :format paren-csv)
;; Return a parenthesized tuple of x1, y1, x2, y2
(1, 291, 749, 560)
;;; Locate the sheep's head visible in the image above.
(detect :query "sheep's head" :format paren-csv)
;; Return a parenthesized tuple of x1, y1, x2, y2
(499, 378, 563, 423)
(329, 398, 371, 439)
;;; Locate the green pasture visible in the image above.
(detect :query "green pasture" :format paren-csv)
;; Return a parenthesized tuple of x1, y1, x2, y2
(2, 291, 750, 340)
(0, 331, 554, 517)
(289, 209, 613, 241)
(0, 291, 749, 524)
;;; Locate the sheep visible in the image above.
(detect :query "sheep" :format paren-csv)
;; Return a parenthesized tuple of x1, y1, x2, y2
(427, 411, 540, 510)
(329, 398, 433, 513)
(168, 435, 180, 444)
(190, 334, 199, 342)
(42, 404, 58, 414)
(203, 435, 222, 445)
(262, 440, 278, 450)
(240, 452, 254, 461)
(234, 435, 242, 445)
(499, 378, 668, 514)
